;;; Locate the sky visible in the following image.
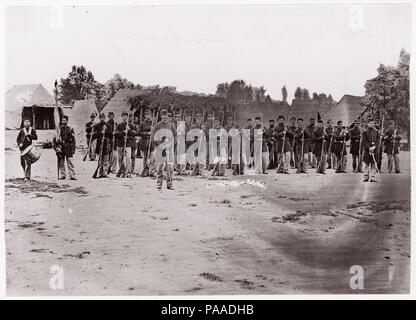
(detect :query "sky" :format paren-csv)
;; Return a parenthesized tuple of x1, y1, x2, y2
(5, 4, 411, 101)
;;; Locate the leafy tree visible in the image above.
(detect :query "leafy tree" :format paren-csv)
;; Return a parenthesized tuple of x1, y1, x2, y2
(58, 65, 101, 105)
(294, 87, 302, 99)
(104, 73, 135, 101)
(281, 86, 288, 102)
(362, 49, 410, 146)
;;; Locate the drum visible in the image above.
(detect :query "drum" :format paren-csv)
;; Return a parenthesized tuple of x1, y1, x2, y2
(21, 145, 42, 164)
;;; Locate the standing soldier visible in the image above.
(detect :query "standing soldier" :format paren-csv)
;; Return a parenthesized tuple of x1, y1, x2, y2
(115, 111, 137, 178)
(325, 119, 336, 169)
(287, 116, 297, 168)
(16, 117, 38, 181)
(129, 114, 138, 174)
(107, 112, 118, 174)
(305, 118, 316, 168)
(312, 119, 326, 174)
(53, 115, 76, 180)
(333, 121, 349, 173)
(138, 110, 155, 177)
(294, 118, 309, 173)
(349, 119, 361, 172)
(85, 113, 97, 161)
(265, 119, 277, 169)
(362, 118, 379, 182)
(274, 115, 293, 174)
(134, 115, 142, 159)
(152, 109, 176, 190)
(92, 113, 112, 178)
(384, 120, 401, 173)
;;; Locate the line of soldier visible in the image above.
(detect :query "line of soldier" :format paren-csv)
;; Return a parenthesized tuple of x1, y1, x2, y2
(16, 109, 401, 186)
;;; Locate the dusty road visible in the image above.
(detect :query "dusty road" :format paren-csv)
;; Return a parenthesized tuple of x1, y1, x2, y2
(4, 143, 410, 295)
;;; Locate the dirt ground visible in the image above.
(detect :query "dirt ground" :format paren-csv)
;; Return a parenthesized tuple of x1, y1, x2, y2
(3, 133, 411, 295)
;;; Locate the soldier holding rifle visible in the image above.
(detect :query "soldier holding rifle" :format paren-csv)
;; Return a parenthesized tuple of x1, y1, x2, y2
(362, 118, 379, 182)
(384, 119, 401, 174)
(92, 113, 112, 179)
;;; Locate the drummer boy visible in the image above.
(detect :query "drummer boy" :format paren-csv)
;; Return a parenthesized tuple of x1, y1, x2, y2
(16, 117, 38, 181)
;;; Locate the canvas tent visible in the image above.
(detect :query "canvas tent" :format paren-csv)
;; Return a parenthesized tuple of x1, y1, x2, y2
(100, 88, 151, 122)
(5, 84, 59, 130)
(63, 99, 99, 147)
(327, 95, 366, 127)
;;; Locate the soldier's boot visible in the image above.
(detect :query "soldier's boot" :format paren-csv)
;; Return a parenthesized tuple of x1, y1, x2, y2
(370, 175, 377, 182)
(363, 174, 369, 182)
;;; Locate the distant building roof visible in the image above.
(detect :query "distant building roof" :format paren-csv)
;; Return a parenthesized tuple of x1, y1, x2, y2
(327, 95, 366, 126)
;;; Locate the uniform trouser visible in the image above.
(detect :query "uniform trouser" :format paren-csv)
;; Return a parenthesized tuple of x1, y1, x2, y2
(143, 149, 156, 174)
(20, 157, 31, 179)
(352, 154, 358, 171)
(156, 161, 173, 187)
(327, 152, 336, 168)
(297, 152, 308, 173)
(364, 162, 376, 179)
(277, 151, 290, 172)
(109, 150, 118, 172)
(131, 146, 137, 173)
(88, 139, 97, 160)
(308, 152, 317, 167)
(213, 163, 226, 176)
(58, 155, 75, 179)
(118, 147, 132, 175)
(387, 154, 400, 173)
(336, 154, 347, 171)
(97, 153, 110, 177)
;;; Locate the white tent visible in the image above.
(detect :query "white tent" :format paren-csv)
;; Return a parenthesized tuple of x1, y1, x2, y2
(63, 99, 99, 147)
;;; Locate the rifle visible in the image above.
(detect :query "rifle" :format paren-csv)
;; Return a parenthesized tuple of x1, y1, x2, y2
(83, 126, 95, 161)
(53, 80, 60, 180)
(336, 130, 347, 173)
(316, 129, 326, 173)
(276, 127, 286, 173)
(357, 120, 363, 173)
(377, 114, 385, 169)
(92, 125, 106, 179)
(296, 131, 304, 174)
(140, 110, 159, 176)
(116, 122, 129, 177)
(327, 129, 334, 169)
(107, 120, 117, 174)
(392, 127, 397, 154)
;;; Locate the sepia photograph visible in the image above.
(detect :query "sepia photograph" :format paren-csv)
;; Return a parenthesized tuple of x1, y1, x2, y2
(1, 1, 412, 297)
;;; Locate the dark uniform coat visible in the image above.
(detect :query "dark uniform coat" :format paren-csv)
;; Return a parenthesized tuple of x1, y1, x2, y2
(115, 122, 137, 149)
(362, 127, 379, 164)
(92, 121, 113, 155)
(294, 127, 311, 154)
(312, 127, 326, 157)
(138, 120, 153, 151)
(384, 128, 401, 155)
(349, 125, 361, 155)
(53, 125, 76, 157)
(333, 127, 349, 156)
(273, 123, 294, 153)
(325, 126, 334, 153)
(17, 127, 38, 152)
(106, 119, 117, 150)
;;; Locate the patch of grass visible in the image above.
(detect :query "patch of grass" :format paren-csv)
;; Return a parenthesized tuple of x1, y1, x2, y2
(199, 272, 223, 282)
